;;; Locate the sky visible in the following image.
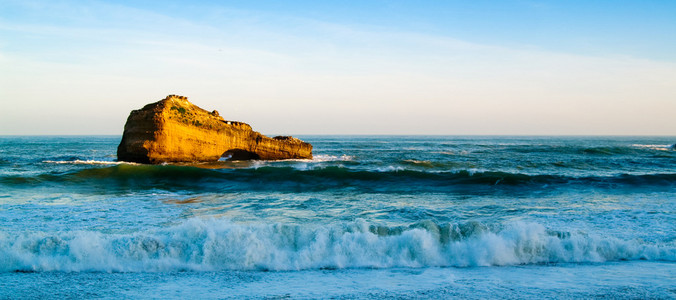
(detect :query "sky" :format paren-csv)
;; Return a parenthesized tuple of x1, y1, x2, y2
(1, 0, 675, 135)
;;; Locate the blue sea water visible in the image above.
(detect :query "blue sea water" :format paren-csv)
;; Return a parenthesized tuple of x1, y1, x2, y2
(0, 135, 674, 298)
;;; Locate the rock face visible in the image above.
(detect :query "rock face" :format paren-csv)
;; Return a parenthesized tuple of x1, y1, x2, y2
(117, 95, 312, 163)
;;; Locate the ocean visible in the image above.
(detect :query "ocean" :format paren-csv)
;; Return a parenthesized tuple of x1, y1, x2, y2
(0, 135, 674, 298)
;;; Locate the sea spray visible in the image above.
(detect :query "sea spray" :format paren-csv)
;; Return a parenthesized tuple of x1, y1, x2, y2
(1, 218, 674, 272)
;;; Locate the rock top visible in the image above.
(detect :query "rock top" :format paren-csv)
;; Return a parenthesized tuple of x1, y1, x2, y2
(117, 95, 312, 163)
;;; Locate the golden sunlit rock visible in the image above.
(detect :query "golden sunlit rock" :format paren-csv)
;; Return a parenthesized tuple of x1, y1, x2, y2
(117, 95, 312, 163)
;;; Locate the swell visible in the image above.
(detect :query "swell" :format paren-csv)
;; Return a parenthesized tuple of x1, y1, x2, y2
(1, 219, 673, 272)
(2, 165, 675, 190)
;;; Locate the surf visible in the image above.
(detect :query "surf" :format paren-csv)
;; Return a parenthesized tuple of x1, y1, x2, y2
(1, 218, 673, 273)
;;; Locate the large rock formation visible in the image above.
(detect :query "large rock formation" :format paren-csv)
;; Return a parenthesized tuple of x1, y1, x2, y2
(117, 95, 312, 163)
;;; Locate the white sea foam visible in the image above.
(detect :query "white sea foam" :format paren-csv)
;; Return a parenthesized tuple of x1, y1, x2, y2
(273, 154, 355, 163)
(433, 151, 465, 155)
(0, 219, 673, 273)
(631, 144, 673, 151)
(43, 160, 136, 165)
(376, 165, 405, 172)
(403, 159, 433, 165)
(312, 154, 354, 162)
(245, 155, 354, 171)
(244, 154, 353, 169)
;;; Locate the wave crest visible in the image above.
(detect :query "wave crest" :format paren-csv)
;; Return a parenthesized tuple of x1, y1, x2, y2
(1, 219, 673, 272)
(3, 165, 676, 190)
(43, 160, 135, 165)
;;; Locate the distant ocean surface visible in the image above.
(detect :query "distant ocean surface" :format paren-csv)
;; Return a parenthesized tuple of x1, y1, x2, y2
(0, 135, 674, 298)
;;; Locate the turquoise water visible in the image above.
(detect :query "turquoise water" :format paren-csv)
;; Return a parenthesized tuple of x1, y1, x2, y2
(0, 136, 675, 298)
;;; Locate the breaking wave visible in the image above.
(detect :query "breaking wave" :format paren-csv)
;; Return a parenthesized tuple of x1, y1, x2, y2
(1, 219, 673, 272)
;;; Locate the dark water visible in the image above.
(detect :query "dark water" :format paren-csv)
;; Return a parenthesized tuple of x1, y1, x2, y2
(0, 135, 674, 298)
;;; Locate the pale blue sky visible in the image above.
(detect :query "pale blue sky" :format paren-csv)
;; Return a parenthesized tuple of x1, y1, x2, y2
(1, 0, 675, 135)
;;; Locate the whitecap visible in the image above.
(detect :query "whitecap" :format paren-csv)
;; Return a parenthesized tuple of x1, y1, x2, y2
(42, 160, 136, 165)
(631, 144, 672, 151)
(0, 219, 673, 272)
